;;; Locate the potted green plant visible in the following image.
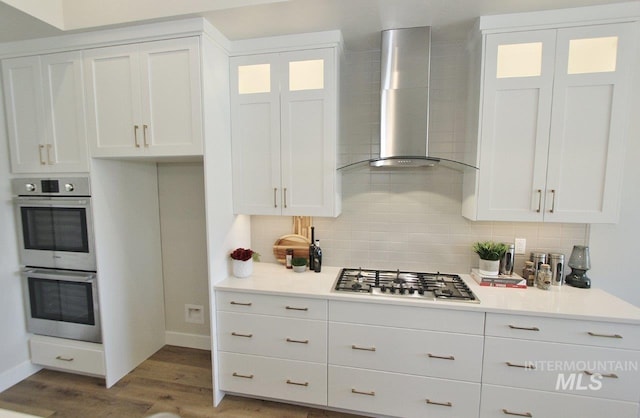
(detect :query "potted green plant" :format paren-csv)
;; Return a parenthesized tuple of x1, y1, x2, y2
(230, 248, 260, 278)
(292, 257, 307, 273)
(473, 241, 508, 276)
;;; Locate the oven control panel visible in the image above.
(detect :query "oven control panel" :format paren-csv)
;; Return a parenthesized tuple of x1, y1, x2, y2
(12, 177, 90, 196)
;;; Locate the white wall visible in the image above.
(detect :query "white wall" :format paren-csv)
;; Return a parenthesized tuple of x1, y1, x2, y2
(251, 42, 589, 275)
(590, 23, 640, 308)
(158, 162, 210, 347)
(0, 84, 38, 392)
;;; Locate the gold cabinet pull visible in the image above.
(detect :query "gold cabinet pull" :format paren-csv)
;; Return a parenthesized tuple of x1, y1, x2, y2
(285, 306, 308, 311)
(536, 189, 542, 213)
(549, 189, 556, 213)
(426, 399, 452, 407)
(508, 325, 540, 332)
(46, 144, 53, 165)
(506, 361, 535, 370)
(274, 188, 278, 208)
(286, 338, 309, 344)
(55, 355, 74, 362)
(588, 331, 622, 339)
(583, 370, 618, 379)
(232, 372, 253, 379)
(38, 144, 46, 165)
(351, 388, 375, 396)
(231, 332, 253, 338)
(230, 301, 252, 306)
(286, 379, 309, 387)
(133, 125, 140, 148)
(427, 353, 455, 361)
(283, 187, 287, 208)
(352, 344, 376, 352)
(143, 124, 149, 147)
(502, 409, 532, 417)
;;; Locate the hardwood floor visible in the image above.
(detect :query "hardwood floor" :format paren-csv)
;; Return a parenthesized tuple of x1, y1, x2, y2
(0, 346, 363, 418)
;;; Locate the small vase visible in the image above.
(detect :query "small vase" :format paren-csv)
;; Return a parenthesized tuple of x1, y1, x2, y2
(479, 259, 500, 276)
(232, 258, 253, 278)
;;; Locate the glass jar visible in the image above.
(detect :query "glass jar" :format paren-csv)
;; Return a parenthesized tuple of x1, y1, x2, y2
(536, 263, 552, 290)
(523, 261, 535, 287)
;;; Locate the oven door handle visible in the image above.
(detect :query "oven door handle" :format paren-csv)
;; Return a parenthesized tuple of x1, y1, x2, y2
(22, 268, 96, 283)
(14, 197, 89, 207)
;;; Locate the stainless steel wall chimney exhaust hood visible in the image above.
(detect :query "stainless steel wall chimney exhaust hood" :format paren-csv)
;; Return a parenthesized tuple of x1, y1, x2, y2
(339, 26, 477, 171)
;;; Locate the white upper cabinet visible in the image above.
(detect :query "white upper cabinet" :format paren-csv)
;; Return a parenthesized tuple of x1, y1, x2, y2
(464, 17, 635, 223)
(83, 37, 202, 158)
(230, 43, 340, 217)
(2, 51, 89, 173)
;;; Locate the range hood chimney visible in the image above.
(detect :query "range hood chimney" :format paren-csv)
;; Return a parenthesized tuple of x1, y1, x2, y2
(370, 26, 438, 168)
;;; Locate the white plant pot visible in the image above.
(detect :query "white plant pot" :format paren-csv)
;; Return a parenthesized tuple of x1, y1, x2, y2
(232, 258, 253, 278)
(478, 259, 500, 276)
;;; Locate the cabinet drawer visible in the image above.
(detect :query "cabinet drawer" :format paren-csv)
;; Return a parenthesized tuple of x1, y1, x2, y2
(329, 322, 483, 382)
(218, 352, 327, 406)
(217, 311, 326, 363)
(480, 384, 639, 418)
(30, 336, 105, 376)
(329, 300, 484, 335)
(216, 291, 327, 320)
(483, 337, 640, 402)
(486, 313, 640, 349)
(328, 365, 480, 418)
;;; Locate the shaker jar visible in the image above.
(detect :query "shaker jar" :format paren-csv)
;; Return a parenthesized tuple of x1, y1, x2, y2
(536, 263, 552, 290)
(523, 261, 535, 287)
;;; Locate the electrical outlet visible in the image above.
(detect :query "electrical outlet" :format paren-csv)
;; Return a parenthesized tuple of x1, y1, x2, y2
(514, 238, 527, 255)
(185, 304, 204, 324)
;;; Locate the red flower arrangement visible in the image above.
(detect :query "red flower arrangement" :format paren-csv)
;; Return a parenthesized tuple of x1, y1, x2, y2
(230, 248, 260, 262)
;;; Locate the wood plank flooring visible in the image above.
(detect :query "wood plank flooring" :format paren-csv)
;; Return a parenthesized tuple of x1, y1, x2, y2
(0, 346, 364, 418)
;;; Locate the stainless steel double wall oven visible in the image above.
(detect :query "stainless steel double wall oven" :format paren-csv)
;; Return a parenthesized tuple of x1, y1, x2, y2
(13, 177, 101, 343)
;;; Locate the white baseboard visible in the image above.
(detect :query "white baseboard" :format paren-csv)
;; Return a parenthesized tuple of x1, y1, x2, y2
(0, 360, 41, 393)
(165, 331, 211, 350)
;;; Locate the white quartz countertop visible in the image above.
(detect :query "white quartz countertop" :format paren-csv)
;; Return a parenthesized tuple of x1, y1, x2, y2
(214, 262, 640, 324)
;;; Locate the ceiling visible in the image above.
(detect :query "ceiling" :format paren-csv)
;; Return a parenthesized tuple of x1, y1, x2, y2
(0, 0, 635, 50)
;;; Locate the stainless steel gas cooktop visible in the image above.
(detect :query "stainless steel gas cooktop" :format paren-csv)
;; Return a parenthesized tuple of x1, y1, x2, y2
(334, 268, 480, 303)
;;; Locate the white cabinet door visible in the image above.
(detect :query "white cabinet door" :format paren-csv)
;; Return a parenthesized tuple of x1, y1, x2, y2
(84, 38, 202, 158)
(41, 51, 89, 172)
(230, 53, 281, 215)
(2, 55, 47, 173)
(230, 47, 340, 217)
(545, 23, 633, 223)
(476, 30, 556, 222)
(2, 52, 88, 173)
(84, 44, 141, 157)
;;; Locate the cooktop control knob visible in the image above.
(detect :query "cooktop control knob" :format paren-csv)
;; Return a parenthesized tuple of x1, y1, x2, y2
(380, 285, 386, 292)
(389, 287, 396, 294)
(408, 287, 415, 295)
(399, 287, 406, 295)
(64, 183, 75, 192)
(25, 183, 36, 192)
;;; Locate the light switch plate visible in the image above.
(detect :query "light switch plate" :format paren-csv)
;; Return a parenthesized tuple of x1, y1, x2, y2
(515, 238, 526, 254)
(185, 304, 204, 324)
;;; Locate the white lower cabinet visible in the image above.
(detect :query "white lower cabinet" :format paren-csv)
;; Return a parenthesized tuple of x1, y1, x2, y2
(29, 335, 105, 376)
(328, 365, 480, 418)
(219, 352, 327, 405)
(480, 384, 639, 418)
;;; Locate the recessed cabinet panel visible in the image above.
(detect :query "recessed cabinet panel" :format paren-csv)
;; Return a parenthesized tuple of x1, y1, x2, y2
(567, 36, 618, 74)
(238, 63, 271, 94)
(496, 42, 543, 78)
(289, 59, 324, 91)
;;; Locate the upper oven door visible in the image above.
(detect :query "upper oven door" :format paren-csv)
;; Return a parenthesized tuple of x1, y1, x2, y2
(14, 196, 96, 271)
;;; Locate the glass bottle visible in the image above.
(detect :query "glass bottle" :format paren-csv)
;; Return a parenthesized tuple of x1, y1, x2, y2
(313, 239, 322, 273)
(523, 261, 535, 287)
(536, 263, 552, 290)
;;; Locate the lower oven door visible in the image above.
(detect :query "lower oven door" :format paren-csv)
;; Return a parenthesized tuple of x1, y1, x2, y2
(22, 268, 102, 343)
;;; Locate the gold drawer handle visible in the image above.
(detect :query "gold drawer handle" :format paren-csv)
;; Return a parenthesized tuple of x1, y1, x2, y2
(133, 125, 140, 148)
(231, 332, 253, 338)
(506, 362, 535, 370)
(351, 388, 375, 396)
(285, 306, 309, 311)
(38, 144, 46, 165)
(508, 325, 540, 331)
(352, 345, 376, 352)
(502, 409, 532, 417)
(427, 353, 455, 361)
(588, 331, 622, 339)
(55, 355, 74, 362)
(286, 379, 309, 387)
(426, 399, 452, 407)
(232, 372, 253, 379)
(583, 370, 618, 379)
(230, 301, 252, 306)
(286, 338, 309, 344)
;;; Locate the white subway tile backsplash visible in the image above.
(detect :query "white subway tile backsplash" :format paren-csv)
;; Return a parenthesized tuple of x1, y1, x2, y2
(250, 44, 588, 272)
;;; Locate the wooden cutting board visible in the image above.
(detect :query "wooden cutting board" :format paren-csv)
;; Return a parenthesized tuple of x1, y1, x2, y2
(273, 234, 310, 264)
